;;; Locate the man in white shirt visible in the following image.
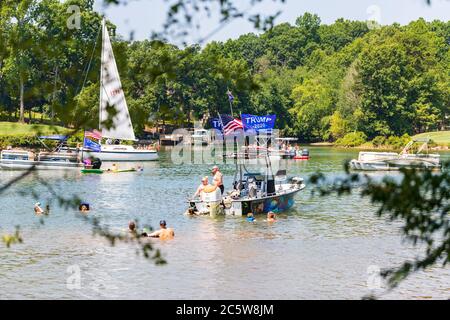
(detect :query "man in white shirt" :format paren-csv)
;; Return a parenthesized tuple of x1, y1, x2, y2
(193, 177, 209, 198)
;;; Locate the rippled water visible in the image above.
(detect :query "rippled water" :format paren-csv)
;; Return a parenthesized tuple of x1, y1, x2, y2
(0, 147, 449, 300)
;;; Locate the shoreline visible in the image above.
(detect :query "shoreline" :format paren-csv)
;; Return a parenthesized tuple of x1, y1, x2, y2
(306, 143, 449, 152)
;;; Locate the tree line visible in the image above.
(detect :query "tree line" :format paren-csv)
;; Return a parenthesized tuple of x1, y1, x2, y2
(0, 0, 448, 142)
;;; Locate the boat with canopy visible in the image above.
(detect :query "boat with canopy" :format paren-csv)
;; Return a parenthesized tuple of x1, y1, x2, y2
(0, 135, 84, 170)
(350, 138, 441, 171)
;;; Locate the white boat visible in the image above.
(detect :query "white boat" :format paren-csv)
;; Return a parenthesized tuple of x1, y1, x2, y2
(187, 154, 305, 216)
(84, 19, 158, 162)
(350, 138, 441, 171)
(0, 136, 83, 170)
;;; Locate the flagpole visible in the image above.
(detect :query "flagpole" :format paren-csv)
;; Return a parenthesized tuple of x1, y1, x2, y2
(81, 130, 85, 164)
(217, 113, 226, 158)
(227, 88, 234, 117)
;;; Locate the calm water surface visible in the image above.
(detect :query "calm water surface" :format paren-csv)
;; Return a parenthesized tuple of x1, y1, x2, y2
(0, 147, 449, 299)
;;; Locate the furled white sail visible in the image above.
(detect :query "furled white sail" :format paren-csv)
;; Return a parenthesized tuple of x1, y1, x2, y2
(99, 19, 136, 141)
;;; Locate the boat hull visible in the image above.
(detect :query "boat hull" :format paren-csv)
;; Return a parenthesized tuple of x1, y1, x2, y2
(84, 149, 159, 162)
(350, 158, 441, 171)
(188, 185, 305, 216)
(0, 159, 83, 170)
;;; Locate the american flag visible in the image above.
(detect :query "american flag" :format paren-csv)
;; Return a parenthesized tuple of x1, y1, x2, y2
(220, 115, 243, 136)
(85, 130, 102, 140)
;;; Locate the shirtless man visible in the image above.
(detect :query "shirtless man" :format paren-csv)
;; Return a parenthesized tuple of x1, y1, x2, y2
(212, 166, 224, 194)
(149, 220, 175, 240)
(193, 177, 209, 198)
(34, 203, 44, 215)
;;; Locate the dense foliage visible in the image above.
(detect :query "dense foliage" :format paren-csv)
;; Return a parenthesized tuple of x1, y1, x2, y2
(1, 1, 448, 142)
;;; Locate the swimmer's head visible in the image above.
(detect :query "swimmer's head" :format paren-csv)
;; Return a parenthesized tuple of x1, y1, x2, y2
(35, 202, 41, 207)
(159, 220, 167, 228)
(128, 221, 136, 231)
(247, 213, 254, 217)
(201, 176, 208, 185)
(268, 212, 276, 219)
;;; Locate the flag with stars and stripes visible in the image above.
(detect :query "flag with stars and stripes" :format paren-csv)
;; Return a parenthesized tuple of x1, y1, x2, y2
(220, 114, 243, 136)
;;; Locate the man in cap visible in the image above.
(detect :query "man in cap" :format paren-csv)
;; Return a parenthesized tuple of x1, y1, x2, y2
(149, 220, 175, 240)
(212, 165, 224, 194)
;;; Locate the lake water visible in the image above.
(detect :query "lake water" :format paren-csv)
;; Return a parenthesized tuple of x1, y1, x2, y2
(0, 147, 449, 300)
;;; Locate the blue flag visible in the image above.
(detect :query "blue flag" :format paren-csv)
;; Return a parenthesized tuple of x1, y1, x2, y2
(241, 114, 277, 132)
(227, 90, 234, 102)
(210, 118, 223, 131)
(84, 137, 101, 152)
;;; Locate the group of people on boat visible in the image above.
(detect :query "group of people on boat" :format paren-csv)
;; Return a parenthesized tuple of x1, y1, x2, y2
(192, 165, 224, 199)
(279, 143, 310, 159)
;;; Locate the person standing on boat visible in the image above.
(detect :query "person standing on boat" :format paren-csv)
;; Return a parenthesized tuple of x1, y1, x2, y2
(212, 166, 224, 194)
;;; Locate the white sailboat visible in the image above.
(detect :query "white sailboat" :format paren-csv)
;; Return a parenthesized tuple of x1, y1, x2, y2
(85, 19, 158, 162)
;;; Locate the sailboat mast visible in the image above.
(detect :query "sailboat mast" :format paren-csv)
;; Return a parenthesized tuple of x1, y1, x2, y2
(99, 18, 106, 131)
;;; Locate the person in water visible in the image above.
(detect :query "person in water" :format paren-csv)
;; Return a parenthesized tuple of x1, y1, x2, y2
(34, 203, 44, 215)
(193, 177, 209, 198)
(128, 221, 137, 233)
(110, 163, 118, 172)
(267, 212, 277, 222)
(149, 220, 174, 240)
(79, 203, 90, 213)
(83, 157, 92, 168)
(247, 213, 256, 222)
(212, 166, 224, 194)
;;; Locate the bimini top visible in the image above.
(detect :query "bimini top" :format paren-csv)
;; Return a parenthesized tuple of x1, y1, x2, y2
(38, 135, 68, 141)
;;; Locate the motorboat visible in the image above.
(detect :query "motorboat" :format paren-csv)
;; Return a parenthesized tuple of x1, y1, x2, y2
(187, 154, 306, 216)
(294, 149, 310, 160)
(0, 135, 83, 170)
(350, 138, 441, 171)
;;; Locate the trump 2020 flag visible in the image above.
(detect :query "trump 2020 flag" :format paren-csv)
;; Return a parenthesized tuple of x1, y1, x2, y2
(241, 114, 277, 132)
(84, 137, 101, 152)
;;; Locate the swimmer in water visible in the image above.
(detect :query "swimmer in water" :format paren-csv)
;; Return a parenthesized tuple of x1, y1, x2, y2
(149, 220, 174, 240)
(128, 220, 137, 233)
(266, 212, 277, 222)
(34, 203, 44, 215)
(79, 203, 90, 213)
(247, 213, 255, 222)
